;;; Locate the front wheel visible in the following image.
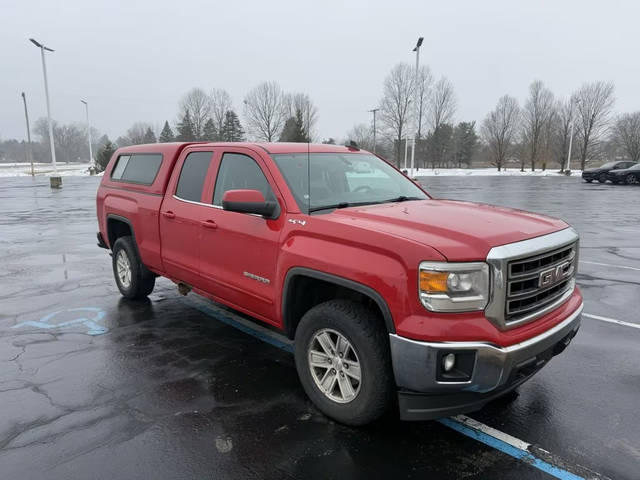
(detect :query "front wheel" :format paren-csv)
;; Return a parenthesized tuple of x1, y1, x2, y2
(598, 173, 608, 183)
(294, 300, 394, 426)
(584, 178, 593, 183)
(112, 236, 155, 299)
(626, 174, 637, 185)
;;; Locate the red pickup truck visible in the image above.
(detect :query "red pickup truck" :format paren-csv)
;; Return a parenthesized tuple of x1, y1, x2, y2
(96, 142, 582, 425)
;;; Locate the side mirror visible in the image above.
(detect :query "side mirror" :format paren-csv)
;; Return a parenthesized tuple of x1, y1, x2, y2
(222, 189, 279, 219)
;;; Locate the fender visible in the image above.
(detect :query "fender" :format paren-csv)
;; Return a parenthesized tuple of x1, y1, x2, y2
(282, 267, 396, 337)
(106, 214, 141, 256)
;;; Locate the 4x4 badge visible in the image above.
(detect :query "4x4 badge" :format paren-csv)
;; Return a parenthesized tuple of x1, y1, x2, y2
(288, 219, 306, 226)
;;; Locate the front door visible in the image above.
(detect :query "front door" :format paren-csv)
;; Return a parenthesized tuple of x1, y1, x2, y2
(198, 148, 284, 324)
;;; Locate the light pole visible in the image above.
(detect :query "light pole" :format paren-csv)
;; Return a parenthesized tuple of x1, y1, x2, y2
(81, 100, 95, 172)
(30, 38, 61, 188)
(410, 37, 424, 178)
(565, 98, 581, 174)
(21, 92, 34, 176)
(368, 108, 379, 153)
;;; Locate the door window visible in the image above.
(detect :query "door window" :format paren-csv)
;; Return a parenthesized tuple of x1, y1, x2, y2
(175, 151, 213, 202)
(212, 153, 274, 205)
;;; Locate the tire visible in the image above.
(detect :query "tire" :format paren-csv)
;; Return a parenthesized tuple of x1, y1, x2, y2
(584, 179, 593, 183)
(627, 174, 637, 185)
(598, 173, 608, 183)
(294, 300, 394, 426)
(112, 236, 155, 299)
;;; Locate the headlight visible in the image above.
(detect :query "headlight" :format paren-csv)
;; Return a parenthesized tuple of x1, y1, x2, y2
(419, 261, 490, 312)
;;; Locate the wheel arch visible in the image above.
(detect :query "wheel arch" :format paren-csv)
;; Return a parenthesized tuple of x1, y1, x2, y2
(281, 267, 395, 339)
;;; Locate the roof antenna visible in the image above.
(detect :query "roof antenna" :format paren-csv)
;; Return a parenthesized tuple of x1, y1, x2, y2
(307, 104, 311, 214)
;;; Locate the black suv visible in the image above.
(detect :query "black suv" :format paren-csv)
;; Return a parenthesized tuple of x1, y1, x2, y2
(607, 163, 640, 185)
(582, 161, 637, 183)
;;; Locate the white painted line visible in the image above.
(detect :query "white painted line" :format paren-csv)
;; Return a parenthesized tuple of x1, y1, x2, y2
(451, 415, 531, 450)
(580, 260, 640, 272)
(438, 415, 608, 479)
(583, 313, 640, 330)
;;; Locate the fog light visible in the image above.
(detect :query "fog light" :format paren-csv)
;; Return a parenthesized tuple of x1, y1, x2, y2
(442, 353, 456, 372)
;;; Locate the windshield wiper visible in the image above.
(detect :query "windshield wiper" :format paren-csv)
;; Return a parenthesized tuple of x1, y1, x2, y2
(383, 196, 424, 203)
(308, 202, 352, 213)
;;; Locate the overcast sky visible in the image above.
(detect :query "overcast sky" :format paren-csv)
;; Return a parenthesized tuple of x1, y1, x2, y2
(1, 0, 638, 143)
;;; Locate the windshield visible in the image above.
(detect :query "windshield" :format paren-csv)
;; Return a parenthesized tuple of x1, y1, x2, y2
(629, 163, 640, 170)
(599, 162, 618, 169)
(272, 153, 428, 213)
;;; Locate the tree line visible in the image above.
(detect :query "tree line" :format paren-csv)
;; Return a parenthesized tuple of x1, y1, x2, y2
(2, 69, 640, 173)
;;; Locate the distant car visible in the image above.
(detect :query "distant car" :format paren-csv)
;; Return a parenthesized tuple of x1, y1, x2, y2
(607, 163, 640, 185)
(582, 161, 637, 183)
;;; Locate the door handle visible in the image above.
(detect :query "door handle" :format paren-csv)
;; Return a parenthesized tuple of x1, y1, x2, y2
(162, 211, 176, 219)
(201, 220, 218, 229)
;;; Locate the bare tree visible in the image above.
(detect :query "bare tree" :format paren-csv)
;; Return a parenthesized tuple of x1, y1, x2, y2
(243, 81, 287, 142)
(414, 66, 434, 139)
(346, 123, 375, 152)
(427, 77, 457, 133)
(125, 122, 155, 145)
(574, 81, 615, 170)
(614, 112, 640, 162)
(283, 92, 319, 140)
(552, 99, 578, 171)
(179, 88, 212, 140)
(210, 88, 233, 137)
(481, 95, 521, 171)
(379, 63, 415, 166)
(521, 80, 555, 171)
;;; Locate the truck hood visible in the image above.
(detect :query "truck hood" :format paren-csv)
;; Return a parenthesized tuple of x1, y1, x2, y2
(327, 200, 568, 261)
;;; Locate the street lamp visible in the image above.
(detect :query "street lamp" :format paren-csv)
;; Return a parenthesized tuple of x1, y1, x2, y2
(368, 108, 379, 153)
(20, 92, 34, 176)
(29, 38, 61, 188)
(81, 100, 95, 172)
(410, 37, 424, 178)
(565, 97, 581, 174)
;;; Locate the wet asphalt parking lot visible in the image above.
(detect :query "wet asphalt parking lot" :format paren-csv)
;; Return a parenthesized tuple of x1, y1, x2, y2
(0, 175, 638, 479)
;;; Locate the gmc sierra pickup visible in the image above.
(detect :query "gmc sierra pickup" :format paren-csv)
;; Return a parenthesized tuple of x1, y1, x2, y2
(96, 142, 582, 425)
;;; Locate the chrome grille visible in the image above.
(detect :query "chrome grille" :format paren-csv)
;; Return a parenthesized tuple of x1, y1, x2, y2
(505, 243, 576, 323)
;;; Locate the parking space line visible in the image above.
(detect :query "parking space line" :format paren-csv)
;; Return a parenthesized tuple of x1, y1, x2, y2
(438, 415, 607, 480)
(182, 294, 608, 480)
(580, 260, 640, 272)
(583, 313, 640, 330)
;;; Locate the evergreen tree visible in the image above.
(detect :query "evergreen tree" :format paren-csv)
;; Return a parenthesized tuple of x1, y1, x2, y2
(176, 110, 196, 142)
(159, 121, 175, 142)
(279, 109, 308, 142)
(202, 118, 217, 141)
(453, 121, 478, 167)
(219, 110, 245, 142)
(143, 127, 157, 144)
(96, 139, 116, 172)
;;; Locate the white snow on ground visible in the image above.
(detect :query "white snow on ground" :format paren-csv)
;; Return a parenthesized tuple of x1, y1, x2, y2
(411, 167, 582, 177)
(0, 162, 95, 177)
(0, 162, 580, 179)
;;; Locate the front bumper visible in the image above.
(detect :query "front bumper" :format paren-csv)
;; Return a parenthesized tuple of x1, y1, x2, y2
(390, 303, 582, 420)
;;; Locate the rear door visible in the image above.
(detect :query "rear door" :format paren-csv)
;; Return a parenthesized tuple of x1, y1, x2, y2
(198, 147, 285, 324)
(159, 147, 216, 287)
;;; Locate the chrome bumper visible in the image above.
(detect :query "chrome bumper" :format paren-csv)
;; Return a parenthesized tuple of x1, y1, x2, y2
(389, 303, 583, 394)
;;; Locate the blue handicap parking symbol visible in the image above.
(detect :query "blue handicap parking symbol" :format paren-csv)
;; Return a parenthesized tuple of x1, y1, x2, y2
(12, 307, 109, 336)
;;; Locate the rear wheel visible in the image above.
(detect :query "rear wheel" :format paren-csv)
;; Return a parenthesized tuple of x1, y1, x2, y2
(598, 173, 608, 183)
(294, 300, 394, 426)
(584, 178, 593, 183)
(112, 236, 155, 299)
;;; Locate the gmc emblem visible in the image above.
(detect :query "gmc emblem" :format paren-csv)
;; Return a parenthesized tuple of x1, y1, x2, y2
(539, 261, 573, 288)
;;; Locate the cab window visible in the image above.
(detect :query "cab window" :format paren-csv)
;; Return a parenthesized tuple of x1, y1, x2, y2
(212, 153, 274, 206)
(175, 151, 213, 202)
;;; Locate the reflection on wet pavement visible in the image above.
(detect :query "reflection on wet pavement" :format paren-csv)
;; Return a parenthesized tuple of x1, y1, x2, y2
(0, 176, 638, 479)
